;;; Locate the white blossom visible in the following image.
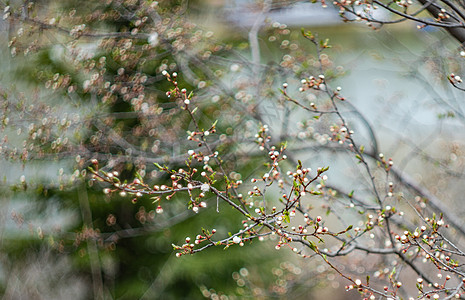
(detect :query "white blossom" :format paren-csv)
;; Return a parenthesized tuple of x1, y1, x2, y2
(148, 32, 159, 46)
(200, 183, 210, 192)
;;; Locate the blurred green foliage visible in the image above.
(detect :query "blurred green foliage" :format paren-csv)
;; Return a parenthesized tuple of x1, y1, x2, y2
(0, 0, 295, 299)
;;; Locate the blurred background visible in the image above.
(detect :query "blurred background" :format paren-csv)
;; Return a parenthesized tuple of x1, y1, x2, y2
(0, 0, 463, 299)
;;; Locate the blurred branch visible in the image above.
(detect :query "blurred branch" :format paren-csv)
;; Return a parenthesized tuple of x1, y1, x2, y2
(249, 0, 271, 75)
(78, 184, 104, 300)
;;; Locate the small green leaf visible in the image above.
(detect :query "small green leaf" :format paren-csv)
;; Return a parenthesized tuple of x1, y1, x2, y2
(389, 267, 396, 278)
(308, 241, 317, 252)
(283, 211, 291, 223)
(135, 172, 143, 182)
(301, 28, 313, 38)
